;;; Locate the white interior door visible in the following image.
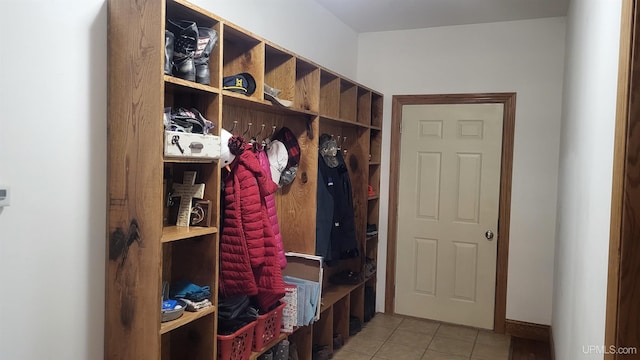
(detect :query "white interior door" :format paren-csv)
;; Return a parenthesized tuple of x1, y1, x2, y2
(395, 103, 503, 329)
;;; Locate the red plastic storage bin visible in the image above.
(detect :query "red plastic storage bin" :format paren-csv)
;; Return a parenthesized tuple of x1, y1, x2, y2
(217, 321, 257, 360)
(252, 301, 287, 351)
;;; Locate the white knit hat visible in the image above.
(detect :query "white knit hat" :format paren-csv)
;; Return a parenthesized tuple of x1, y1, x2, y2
(266, 140, 288, 185)
(219, 129, 235, 167)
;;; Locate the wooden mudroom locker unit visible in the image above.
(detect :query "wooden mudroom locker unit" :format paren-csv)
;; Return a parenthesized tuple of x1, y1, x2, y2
(105, 0, 383, 359)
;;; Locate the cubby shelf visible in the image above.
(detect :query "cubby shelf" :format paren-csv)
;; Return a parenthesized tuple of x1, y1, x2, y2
(164, 75, 221, 94)
(320, 283, 364, 313)
(159, 306, 216, 334)
(161, 226, 218, 243)
(223, 90, 318, 117)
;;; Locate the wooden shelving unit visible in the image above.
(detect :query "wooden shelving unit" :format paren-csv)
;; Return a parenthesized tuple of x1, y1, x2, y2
(106, 0, 382, 359)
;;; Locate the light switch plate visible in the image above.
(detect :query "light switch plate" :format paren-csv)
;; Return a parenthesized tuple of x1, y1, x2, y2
(0, 186, 10, 207)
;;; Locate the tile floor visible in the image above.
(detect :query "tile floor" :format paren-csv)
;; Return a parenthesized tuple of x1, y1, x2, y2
(332, 313, 511, 360)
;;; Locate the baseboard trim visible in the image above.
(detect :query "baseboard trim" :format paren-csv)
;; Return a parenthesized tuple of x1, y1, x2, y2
(505, 319, 550, 342)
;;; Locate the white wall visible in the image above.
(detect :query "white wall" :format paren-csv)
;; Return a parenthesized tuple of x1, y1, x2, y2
(0, 1, 107, 359)
(0, 1, 356, 359)
(190, 0, 359, 79)
(358, 17, 567, 325)
(552, 1, 622, 359)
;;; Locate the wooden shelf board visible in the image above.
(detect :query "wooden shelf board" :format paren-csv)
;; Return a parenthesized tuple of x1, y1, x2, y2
(163, 157, 217, 164)
(370, 125, 382, 131)
(223, 90, 318, 117)
(160, 305, 216, 334)
(320, 283, 361, 313)
(366, 235, 378, 242)
(164, 75, 221, 94)
(161, 226, 218, 243)
(368, 196, 379, 201)
(369, 161, 381, 166)
(249, 333, 288, 360)
(319, 115, 369, 129)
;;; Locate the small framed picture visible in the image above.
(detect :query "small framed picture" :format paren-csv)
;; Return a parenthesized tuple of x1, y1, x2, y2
(190, 200, 211, 227)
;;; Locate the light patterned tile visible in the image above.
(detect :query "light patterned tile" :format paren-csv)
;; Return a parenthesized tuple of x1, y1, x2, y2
(475, 331, 510, 348)
(434, 324, 478, 342)
(359, 324, 397, 341)
(387, 329, 434, 350)
(421, 350, 470, 360)
(396, 318, 441, 335)
(374, 341, 428, 360)
(365, 313, 404, 329)
(428, 336, 474, 357)
(471, 342, 510, 360)
(341, 334, 385, 355)
(333, 349, 373, 360)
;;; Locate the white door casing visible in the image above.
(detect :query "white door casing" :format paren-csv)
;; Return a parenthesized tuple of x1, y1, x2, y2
(395, 103, 503, 329)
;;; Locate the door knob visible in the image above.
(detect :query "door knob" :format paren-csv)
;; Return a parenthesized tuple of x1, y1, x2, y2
(485, 230, 494, 240)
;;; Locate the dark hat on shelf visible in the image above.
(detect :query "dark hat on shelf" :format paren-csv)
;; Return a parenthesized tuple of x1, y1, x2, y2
(222, 72, 256, 96)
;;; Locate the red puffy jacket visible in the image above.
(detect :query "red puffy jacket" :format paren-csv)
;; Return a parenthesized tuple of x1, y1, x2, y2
(219, 144, 286, 311)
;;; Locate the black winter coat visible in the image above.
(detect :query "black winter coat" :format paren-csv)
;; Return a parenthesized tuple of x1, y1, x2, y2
(316, 151, 359, 264)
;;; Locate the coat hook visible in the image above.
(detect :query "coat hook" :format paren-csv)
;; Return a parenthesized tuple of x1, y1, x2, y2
(230, 120, 238, 133)
(242, 122, 252, 136)
(254, 123, 265, 139)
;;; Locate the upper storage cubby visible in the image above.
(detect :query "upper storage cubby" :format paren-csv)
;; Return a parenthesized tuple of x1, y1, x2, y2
(264, 43, 295, 105)
(357, 87, 371, 126)
(222, 23, 264, 100)
(371, 92, 383, 129)
(295, 58, 320, 113)
(339, 79, 357, 122)
(320, 70, 340, 118)
(165, 0, 222, 90)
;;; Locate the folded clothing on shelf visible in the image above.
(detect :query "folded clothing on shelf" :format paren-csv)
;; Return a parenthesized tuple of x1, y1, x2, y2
(170, 279, 211, 302)
(181, 298, 213, 312)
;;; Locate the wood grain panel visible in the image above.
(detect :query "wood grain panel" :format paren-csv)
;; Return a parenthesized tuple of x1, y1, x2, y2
(320, 71, 340, 118)
(340, 80, 358, 122)
(295, 59, 320, 112)
(265, 45, 296, 102)
(106, 0, 164, 359)
(606, 2, 636, 359)
(617, 8, 640, 351)
(386, 93, 516, 335)
(358, 88, 372, 126)
(277, 117, 319, 255)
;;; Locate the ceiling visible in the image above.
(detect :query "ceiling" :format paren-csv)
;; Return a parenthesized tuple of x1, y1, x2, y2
(313, 0, 569, 33)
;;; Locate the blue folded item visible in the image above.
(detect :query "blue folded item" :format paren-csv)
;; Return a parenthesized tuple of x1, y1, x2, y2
(170, 279, 211, 302)
(283, 276, 320, 326)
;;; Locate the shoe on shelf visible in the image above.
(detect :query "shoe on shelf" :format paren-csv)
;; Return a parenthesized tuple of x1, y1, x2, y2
(333, 333, 344, 350)
(363, 257, 376, 278)
(312, 344, 332, 360)
(329, 270, 363, 285)
(368, 185, 376, 197)
(366, 223, 378, 237)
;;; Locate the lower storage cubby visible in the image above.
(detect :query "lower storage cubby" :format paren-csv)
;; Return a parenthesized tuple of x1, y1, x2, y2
(332, 297, 350, 347)
(161, 312, 216, 360)
(313, 306, 333, 355)
(288, 325, 312, 360)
